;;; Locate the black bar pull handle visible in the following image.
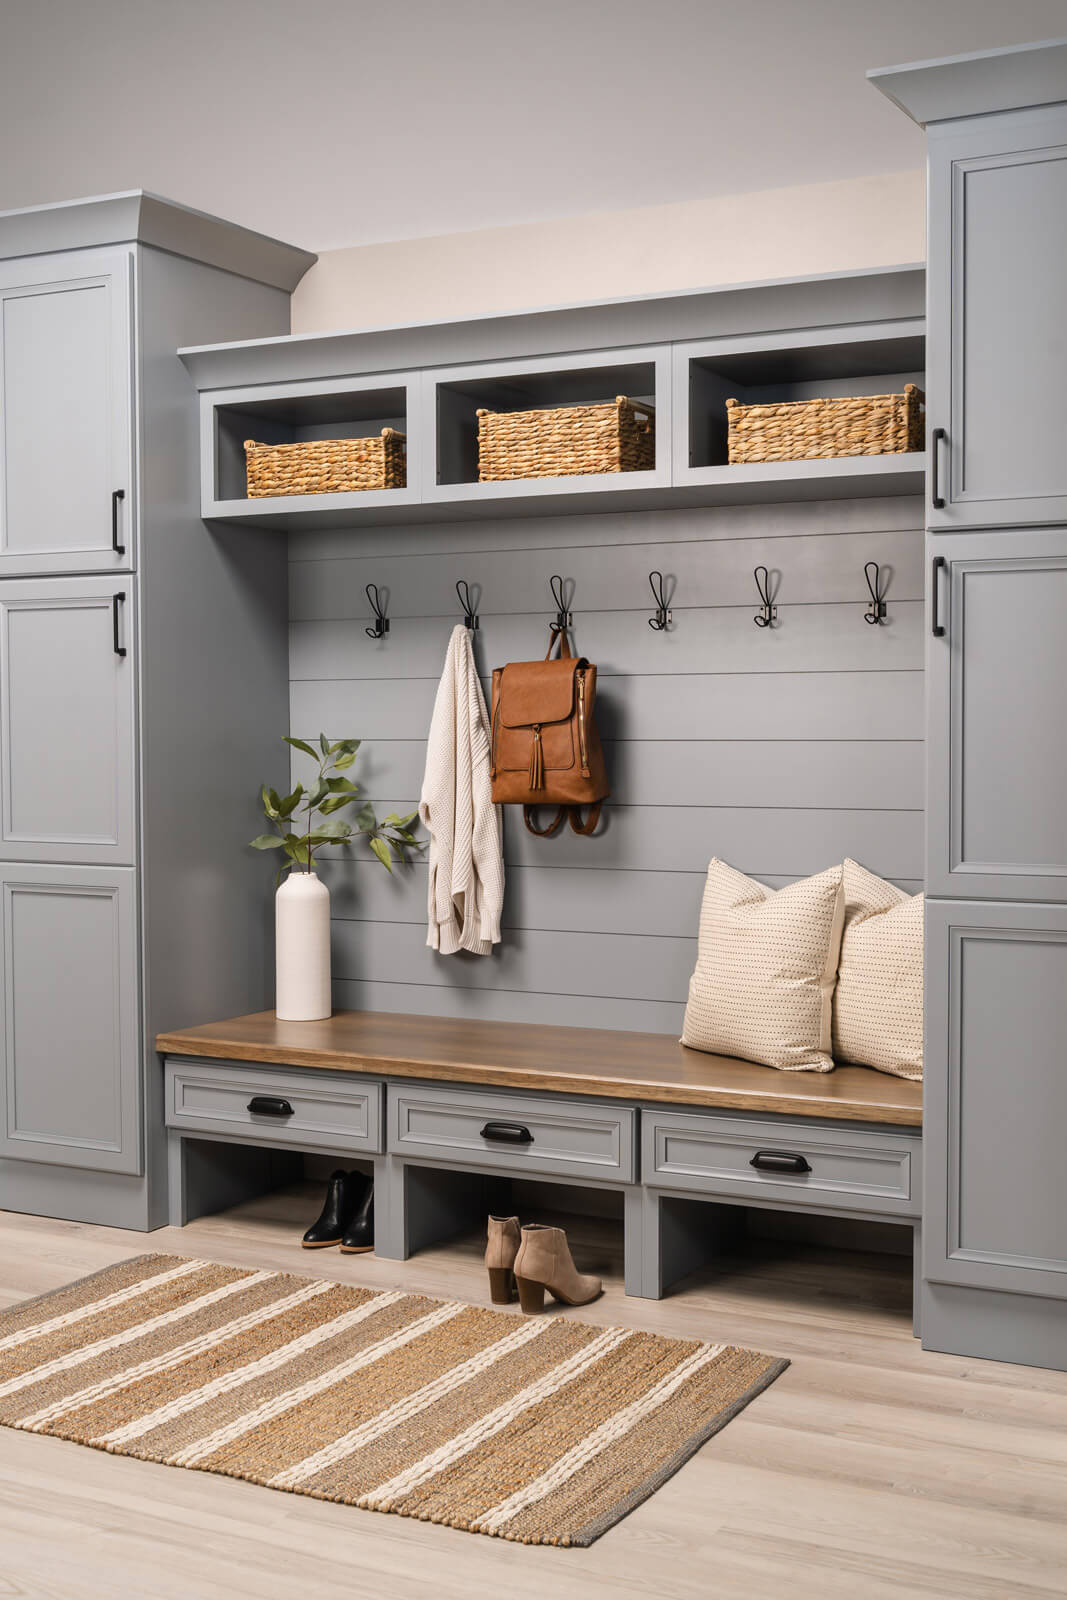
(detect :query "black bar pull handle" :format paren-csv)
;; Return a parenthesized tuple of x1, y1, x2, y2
(931, 555, 947, 638)
(112, 489, 126, 555)
(247, 1095, 294, 1118)
(931, 427, 947, 511)
(480, 1120, 534, 1144)
(112, 591, 127, 658)
(750, 1149, 812, 1175)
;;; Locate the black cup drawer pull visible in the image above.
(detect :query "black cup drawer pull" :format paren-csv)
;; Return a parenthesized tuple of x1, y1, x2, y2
(480, 1120, 534, 1144)
(247, 1095, 294, 1118)
(750, 1149, 812, 1175)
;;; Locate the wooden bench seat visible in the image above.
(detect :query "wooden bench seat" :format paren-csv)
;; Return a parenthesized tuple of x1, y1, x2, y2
(157, 1008, 921, 1127)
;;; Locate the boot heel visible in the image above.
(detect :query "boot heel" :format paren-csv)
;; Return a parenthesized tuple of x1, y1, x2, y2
(515, 1276, 545, 1314)
(487, 1267, 515, 1304)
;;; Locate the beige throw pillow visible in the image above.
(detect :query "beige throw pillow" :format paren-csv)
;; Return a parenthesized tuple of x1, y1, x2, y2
(681, 859, 845, 1073)
(832, 859, 923, 1081)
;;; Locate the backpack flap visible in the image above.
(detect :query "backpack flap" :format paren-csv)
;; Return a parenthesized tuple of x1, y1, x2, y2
(494, 657, 580, 779)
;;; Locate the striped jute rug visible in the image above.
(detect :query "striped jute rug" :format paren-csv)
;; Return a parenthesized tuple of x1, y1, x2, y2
(0, 1253, 786, 1546)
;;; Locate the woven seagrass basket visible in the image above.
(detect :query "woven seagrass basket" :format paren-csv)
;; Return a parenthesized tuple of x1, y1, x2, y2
(244, 429, 406, 497)
(476, 395, 655, 481)
(725, 384, 924, 464)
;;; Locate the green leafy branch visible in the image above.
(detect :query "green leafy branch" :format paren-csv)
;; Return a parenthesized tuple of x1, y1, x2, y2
(250, 734, 421, 881)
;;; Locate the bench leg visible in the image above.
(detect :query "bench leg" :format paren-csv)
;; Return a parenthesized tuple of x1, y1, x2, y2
(622, 1185, 645, 1297)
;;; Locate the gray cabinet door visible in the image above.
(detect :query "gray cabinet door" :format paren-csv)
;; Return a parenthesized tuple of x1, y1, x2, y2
(0, 247, 134, 574)
(0, 578, 136, 865)
(926, 529, 1067, 900)
(0, 863, 141, 1174)
(926, 105, 1067, 529)
(924, 898, 1067, 1300)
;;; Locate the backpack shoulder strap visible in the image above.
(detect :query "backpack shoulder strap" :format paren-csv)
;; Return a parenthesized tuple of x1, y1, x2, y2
(523, 805, 568, 837)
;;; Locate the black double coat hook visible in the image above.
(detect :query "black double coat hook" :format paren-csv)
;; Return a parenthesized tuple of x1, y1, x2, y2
(753, 565, 777, 628)
(647, 571, 672, 631)
(365, 583, 389, 639)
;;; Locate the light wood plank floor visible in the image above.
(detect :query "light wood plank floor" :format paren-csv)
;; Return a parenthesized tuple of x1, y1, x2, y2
(1, 1188, 1065, 1600)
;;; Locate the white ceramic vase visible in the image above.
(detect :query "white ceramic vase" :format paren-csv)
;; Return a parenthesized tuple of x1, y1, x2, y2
(275, 869, 331, 1021)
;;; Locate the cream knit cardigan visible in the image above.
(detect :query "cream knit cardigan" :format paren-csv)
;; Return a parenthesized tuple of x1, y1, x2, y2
(418, 624, 505, 955)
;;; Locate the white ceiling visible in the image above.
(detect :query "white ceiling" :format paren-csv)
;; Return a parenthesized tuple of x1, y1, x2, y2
(2, 0, 1065, 252)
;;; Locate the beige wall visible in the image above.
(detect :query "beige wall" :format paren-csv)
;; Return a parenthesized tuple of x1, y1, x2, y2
(291, 169, 925, 334)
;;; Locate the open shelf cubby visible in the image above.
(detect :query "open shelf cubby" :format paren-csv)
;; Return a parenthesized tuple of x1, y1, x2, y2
(429, 347, 669, 502)
(680, 330, 926, 471)
(203, 374, 419, 522)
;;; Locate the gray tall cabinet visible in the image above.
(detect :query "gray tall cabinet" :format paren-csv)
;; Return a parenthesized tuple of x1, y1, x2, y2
(0, 194, 313, 1229)
(874, 40, 1067, 1369)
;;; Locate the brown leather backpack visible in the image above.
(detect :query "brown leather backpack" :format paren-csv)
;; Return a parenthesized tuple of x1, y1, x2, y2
(490, 630, 610, 836)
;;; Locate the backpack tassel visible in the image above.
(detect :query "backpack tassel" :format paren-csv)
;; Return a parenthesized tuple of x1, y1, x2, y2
(529, 725, 544, 790)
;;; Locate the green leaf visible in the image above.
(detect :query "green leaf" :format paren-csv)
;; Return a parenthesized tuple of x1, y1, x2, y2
(310, 819, 353, 840)
(283, 834, 311, 865)
(369, 835, 393, 873)
(326, 776, 359, 794)
(333, 750, 356, 770)
(319, 732, 331, 758)
(319, 793, 358, 814)
(355, 804, 378, 832)
(306, 776, 328, 809)
(284, 736, 319, 762)
(260, 784, 280, 820)
(387, 828, 419, 845)
(250, 833, 284, 850)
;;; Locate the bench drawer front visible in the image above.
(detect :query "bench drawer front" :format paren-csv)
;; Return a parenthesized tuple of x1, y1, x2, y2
(388, 1083, 635, 1183)
(165, 1059, 383, 1155)
(645, 1110, 920, 1217)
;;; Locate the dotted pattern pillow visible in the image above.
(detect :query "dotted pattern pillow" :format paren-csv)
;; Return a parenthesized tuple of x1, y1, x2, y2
(681, 859, 845, 1073)
(832, 859, 923, 1081)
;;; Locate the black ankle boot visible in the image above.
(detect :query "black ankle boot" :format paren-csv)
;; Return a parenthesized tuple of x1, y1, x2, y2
(302, 1170, 364, 1248)
(339, 1177, 374, 1254)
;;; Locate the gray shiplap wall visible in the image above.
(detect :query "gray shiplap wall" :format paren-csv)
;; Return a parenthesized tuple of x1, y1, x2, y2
(289, 494, 923, 1034)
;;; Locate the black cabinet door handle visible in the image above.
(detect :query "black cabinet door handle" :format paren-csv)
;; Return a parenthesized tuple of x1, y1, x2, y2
(750, 1149, 811, 1175)
(112, 591, 127, 658)
(247, 1095, 294, 1118)
(112, 489, 126, 555)
(931, 554, 947, 638)
(480, 1120, 533, 1144)
(931, 427, 947, 510)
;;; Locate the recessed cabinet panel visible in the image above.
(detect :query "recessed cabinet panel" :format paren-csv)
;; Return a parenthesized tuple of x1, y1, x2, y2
(0, 249, 134, 572)
(926, 530, 1067, 900)
(0, 579, 136, 864)
(927, 108, 1067, 527)
(925, 900, 1067, 1299)
(0, 863, 141, 1174)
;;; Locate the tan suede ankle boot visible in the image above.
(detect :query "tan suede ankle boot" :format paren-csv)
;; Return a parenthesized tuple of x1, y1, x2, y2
(485, 1215, 521, 1303)
(513, 1224, 603, 1313)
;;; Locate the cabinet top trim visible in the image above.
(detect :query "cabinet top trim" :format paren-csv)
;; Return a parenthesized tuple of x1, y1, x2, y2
(157, 1009, 923, 1127)
(178, 264, 925, 390)
(869, 37, 1067, 128)
(0, 190, 316, 292)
